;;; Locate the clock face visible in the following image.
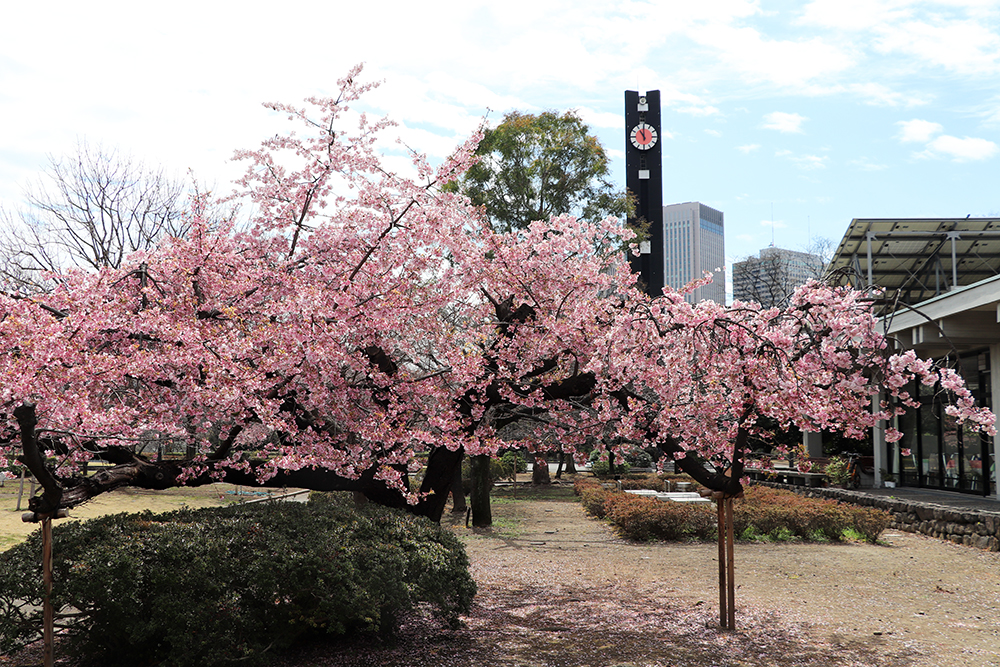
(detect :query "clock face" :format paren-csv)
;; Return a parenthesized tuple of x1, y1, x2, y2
(630, 123, 657, 150)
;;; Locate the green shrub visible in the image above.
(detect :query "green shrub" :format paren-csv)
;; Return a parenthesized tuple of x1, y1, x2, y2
(735, 486, 889, 543)
(625, 450, 653, 469)
(604, 493, 716, 541)
(461, 451, 523, 489)
(824, 456, 851, 486)
(499, 450, 528, 475)
(575, 479, 714, 541)
(586, 447, 650, 472)
(578, 486, 611, 519)
(590, 460, 631, 477)
(0, 499, 475, 667)
(574, 480, 890, 544)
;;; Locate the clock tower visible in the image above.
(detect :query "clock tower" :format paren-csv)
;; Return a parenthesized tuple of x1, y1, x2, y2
(625, 90, 664, 295)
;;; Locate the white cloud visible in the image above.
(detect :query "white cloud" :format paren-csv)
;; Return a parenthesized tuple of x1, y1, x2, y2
(897, 119, 943, 143)
(876, 17, 1000, 76)
(790, 154, 829, 170)
(577, 108, 622, 129)
(698, 25, 855, 87)
(387, 123, 468, 159)
(678, 105, 721, 116)
(761, 219, 789, 229)
(797, 0, 912, 32)
(800, 0, 1000, 76)
(850, 157, 889, 171)
(976, 95, 1000, 126)
(842, 82, 932, 108)
(927, 135, 999, 161)
(763, 112, 807, 133)
(896, 118, 998, 161)
(705, 129, 722, 137)
(737, 144, 760, 153)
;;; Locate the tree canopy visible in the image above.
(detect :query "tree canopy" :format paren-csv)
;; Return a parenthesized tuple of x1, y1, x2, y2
(454, 110, 629, 233)
(0, 141, 194, 295)
(1, 67, 993, 523)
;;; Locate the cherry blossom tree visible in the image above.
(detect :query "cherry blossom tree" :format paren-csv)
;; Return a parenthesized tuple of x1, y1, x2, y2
(1, 67, 993, 532)
(582, 279, 995, 495)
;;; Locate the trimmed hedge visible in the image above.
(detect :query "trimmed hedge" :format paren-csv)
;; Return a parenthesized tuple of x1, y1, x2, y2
(575, 479, 890, 543)
(0, 496, 475, 667)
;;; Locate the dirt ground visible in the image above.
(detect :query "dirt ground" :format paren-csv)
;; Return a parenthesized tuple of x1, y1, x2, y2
(452, 489, 1000, 667)
(3, 483, 1000, 666)
(269, 485, 1000, 667)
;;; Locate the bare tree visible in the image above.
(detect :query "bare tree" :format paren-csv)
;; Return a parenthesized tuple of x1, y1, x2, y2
(732, 242, 829, 307)
(0, 141, 190, 293)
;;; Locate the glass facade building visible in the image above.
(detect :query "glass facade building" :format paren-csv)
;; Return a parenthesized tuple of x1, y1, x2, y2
(662, 202, 726, 304)
(895, 350, 996, 496)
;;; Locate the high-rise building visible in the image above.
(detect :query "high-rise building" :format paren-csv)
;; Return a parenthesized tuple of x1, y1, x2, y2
(661, 202, 726, 303)
(732, 246, 825, 307)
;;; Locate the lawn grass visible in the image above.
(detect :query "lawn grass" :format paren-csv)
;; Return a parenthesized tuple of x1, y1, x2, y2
(0, 482, 256, 552)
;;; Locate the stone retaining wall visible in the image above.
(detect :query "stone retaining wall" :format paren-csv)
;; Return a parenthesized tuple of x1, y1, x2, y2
(754, 481, 1000, 551)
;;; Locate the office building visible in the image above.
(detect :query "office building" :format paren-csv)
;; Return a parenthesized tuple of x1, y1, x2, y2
(732, 246, 825, 307)
(661, 202, 726, 303)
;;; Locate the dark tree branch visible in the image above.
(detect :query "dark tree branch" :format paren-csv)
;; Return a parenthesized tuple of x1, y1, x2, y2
(14, 403, 63, 516)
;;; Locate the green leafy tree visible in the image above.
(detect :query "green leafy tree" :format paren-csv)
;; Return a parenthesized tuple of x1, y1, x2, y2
(448, 111, 629, 525)
(455, 110, 629, 233)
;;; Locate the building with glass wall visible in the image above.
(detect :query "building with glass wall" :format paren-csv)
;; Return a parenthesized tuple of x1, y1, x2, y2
(881, 281, 998, 497)
(661, 202, 725, 303)
(825, 218, 1000, 498)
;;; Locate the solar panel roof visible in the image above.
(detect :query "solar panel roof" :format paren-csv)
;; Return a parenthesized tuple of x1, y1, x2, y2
(826, 218, 1000, 315)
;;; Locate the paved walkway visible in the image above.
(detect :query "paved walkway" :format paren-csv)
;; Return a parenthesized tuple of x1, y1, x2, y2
(850, 485, 1000, 514)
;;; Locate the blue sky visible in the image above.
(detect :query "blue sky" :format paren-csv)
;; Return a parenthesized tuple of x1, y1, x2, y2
(2, 0, 999, 294)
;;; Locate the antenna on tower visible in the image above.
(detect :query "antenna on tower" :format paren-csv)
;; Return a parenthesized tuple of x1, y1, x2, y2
(770, 203, 775, 247)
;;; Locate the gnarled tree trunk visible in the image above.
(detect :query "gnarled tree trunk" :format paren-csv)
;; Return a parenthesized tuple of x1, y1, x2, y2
(469, 454, 492, 527)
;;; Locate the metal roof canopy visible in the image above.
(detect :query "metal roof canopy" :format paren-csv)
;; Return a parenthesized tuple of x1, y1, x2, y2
(826, 218, 1000, 315)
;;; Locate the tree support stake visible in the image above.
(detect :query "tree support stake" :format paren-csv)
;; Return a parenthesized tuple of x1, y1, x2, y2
(714, 494, 738, 630)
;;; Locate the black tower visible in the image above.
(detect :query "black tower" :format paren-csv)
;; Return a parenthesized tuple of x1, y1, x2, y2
(625, 90, 664, 295)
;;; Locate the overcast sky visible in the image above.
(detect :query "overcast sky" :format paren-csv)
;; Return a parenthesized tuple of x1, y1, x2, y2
(2, 0, 999, 290)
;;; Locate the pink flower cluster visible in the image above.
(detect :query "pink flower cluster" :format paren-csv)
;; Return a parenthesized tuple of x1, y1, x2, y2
(0, 67, 992, 492)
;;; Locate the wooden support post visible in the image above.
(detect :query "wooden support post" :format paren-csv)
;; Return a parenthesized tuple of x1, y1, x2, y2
(42, 516, 53, 667)
(713, 493, 739, 630)
(16, 469, 26, 511)
(717, 498, 727, 627)
(23, 509, 68, 667)
(725, 497, 736, 630)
